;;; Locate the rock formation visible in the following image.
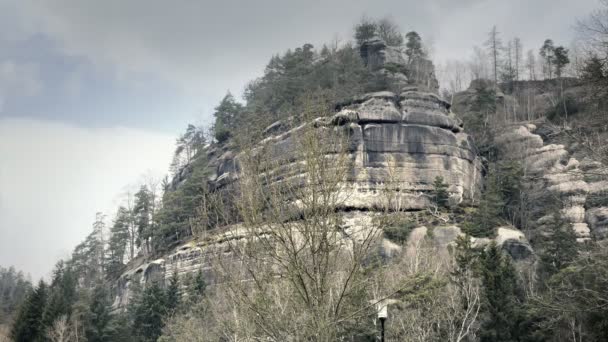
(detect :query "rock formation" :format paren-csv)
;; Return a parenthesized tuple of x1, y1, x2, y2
(111, 39, 535, 309)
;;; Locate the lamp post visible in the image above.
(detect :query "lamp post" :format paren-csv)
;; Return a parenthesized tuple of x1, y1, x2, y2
(378, 304, 388, 342)
(375, 300, 389, 342)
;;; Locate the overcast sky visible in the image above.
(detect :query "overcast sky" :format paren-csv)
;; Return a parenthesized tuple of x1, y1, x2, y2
(0, 0, 600, 280)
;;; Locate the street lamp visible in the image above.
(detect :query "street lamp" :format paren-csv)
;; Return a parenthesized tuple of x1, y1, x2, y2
(371, 299, 395, 342)
(377, 302, 387, 342)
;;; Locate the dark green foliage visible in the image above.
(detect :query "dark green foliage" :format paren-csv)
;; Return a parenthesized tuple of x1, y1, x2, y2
(0, 266, 31, 325)
(462, 84, 497, 159)
(537, 211, 578, 281)
(244, 42, 373, 132)
(464, 170, 504, 237)
(170, 124, 206, 174)
(479, 243, 523, 342)
(537, 247, 608, 340)
(354, 17, 377, 45)
(107, 207, 131, 277)
(155, 155, 210, 250)
(553, 46, 569, 78)
(213, 92, 243, 143)
(586, 190, 608, 208)
(546, 95, 579, 121)
(431, 176, 449, 208)
(132, 283, 168, 342)
(72, 213, 106, 287)
(166, 271, 180, 313)
(383, 220, 416, 244)
(189, 269, 206, 302)
(405, 31, 425, 61)
(11, 280, 47, 342)
(85, 285, 115, 342)
(42, 261, 77, 330)
(134, 186, 153, 250)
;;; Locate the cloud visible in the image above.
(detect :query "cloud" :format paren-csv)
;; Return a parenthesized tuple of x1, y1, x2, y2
(0, 60, 42, 113)
(0, 118, 174, 279)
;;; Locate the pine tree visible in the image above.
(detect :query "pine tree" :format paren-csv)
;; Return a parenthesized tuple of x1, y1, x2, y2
(11, 280, 47, 342)
(190, 269, 206, 301)
(133, 283, 168, 342)
(479, 243, 522, 342)
(405, 31, 425, 61)
(465, 171, 504, 237)
(42, 262, 77, 331)
(213, 93, 243, 143)
(133, 186, 153, 252)
(166, 271, 180, 313)
(107, 207, 131, 276)
(431, 176, 450, 208)
(85, 285, 114, 342)
(537, 210, 578, 281)
(540, 39, 555, 79)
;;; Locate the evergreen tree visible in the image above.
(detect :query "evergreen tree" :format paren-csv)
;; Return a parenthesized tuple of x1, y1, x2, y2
(133, 186, 153, 251)
(405, 31, 425, 61)
(11, 280, 47, 342)
(42, 261, 77, 330)
(85, 285, 114, 342)
(479, 243, 522, 342)
(540, 39, 555, 79)
(213, 93, 243, 143)
(107, 206, 131, 277)
(537, 211, 578, 281)
(189, 269, 206, 302)
(354, 17, 377, 45)
(133, 283, 168, 342)
(465, 171, 504, 237)
(166, 271, 180, 313)
(553, 46, 569, 78)
(431, 176, 450, 208)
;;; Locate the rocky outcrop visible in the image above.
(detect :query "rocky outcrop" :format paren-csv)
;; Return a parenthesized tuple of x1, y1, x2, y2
(495, 122, 592, 240)
(113, 42, 488, 309)
(359, 38, 439, 94)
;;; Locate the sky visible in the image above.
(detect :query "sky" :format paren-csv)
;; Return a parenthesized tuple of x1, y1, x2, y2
(0, 0, 600, 280)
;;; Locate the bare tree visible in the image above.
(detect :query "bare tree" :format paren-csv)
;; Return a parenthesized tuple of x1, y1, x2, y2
(525, 49, 537, 80)
(485, 26, 503, 85)
(514, 37, 523, 81)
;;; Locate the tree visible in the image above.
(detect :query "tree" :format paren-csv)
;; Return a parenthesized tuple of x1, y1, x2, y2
(133, 283, 168, 342)
(107, 207, 130, 276)
(553, 46, 570, 78)
(465, 170, 504, 237)
(133, 186, 153, 253)
(537, 211, 578, 281)
(42, 262, 77, 332)
(354, 17, 378, 45)
(525, 49, 537, 80)
(11, 280, 47, 342)
(376, 17, 403, 46)
(213, 105, 383, 341)
(485, 26, 503, 85)
(166, 271, 180, 313)
(84, 285, 114, 342)
(213, 93, 243, 143)
(478, 243, 522, 342)
(190, 269, 206, 301)
(513, 37, 523, 81)
(431, 176, 450, 208)
(540, 39, 555, 79)
(405, 31, 425, 61)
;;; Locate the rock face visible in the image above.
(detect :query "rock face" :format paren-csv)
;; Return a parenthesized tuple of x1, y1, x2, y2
(495, 122, 594, 240)
(111, 40, 487, 309)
